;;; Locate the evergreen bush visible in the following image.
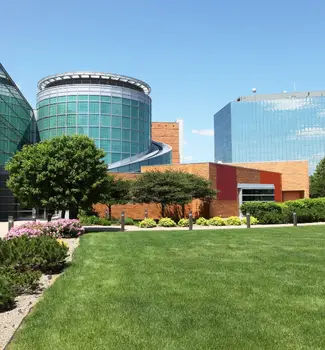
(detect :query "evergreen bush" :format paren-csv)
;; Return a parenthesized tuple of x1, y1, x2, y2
(0, 276, 15, 312)
(196, 217, 209, 226)
(139, 218, 157, 228)
(224, 216, 242, 226)
(178, 218, 189, 227)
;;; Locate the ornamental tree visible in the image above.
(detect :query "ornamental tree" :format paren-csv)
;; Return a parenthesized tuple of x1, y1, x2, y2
(103, 175, 132, 220)
(130, 170, 216, 217)
(310, 158, 325, 198)
(6, 135, 109, 219)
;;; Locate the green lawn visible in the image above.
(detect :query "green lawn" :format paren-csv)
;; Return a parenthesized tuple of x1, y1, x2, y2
(8, 227, 325, 350)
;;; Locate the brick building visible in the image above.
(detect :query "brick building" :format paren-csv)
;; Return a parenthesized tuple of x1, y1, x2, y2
(94, 160, 309, 220)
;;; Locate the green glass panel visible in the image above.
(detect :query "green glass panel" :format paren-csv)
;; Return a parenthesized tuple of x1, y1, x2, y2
(57, 96, 67, 103)
(112, 128, 121, 140)
(131, 143, 139, 153)
(57, 103, 66, 115)
(89, 114, 99, 126)
(122, 98, 131, 105)
(67, 102, 76, 113)
(131, 130, 139, 142)
(78, 95, 88, 101)
(50, 97, 57, 104)
(100, 127, 110, 139)
(49, 117, 57, 128)
(89, 127, 99, 138)
(68, 115, 76, 126)
(78, 102, 88, 113)
(67, 127, 76, 135)
(112, 116, 121, 127)
(131, 106, 138, 117)
(131, 118, 138, 130)
(68, 96, 77, 101)
(112, 104, 122, 116)
(100, 115, 110, 127)
(78, 126, 88, 134)
(77, 114, 88, 125)
(89, 102, 99, 113)
(122, 117, 130, 128)
(112, 96, 122, 104)
(49, 105, 56, 116)
(101, 102, 111, 114)
(122, 141, 130, 153)
(101, 96, 111, 102)
(139, 120, 144, 131)
(131, 99, 139, 106)
(112, 141, 121, 152)
(112, 153, 121, 162)
(122, 129, 130, 140)
(57, 115, 66, 127)
(94, 139, 100, 148)
(122, 105, 130, 117)
(57, 128, 65, 136)
(104, 154, 111, 163)
(90, 95, 99, 101)
(100, 140, 110, 151)
(43, 118, 49, 128)
(50, 129, 57, 137)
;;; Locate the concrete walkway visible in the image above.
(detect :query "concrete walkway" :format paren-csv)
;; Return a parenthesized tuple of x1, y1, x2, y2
(2, 220, 325, 238)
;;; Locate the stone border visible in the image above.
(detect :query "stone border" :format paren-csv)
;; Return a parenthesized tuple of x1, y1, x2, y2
(0, 238, 79, 350)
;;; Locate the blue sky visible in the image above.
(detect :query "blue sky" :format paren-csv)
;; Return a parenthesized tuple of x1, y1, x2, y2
(2, 0, 325, 163)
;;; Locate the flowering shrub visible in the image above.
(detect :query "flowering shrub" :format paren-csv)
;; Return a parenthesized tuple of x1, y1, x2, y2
(6, 219, 84, 240)
(158, 218, 176, 227)
(241, 216, 259, 225)
(207, 216, 225, 226)
(224, 216, 242, 226)
(139, 218, 157, 228)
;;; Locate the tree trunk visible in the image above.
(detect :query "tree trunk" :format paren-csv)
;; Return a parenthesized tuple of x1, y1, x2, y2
(47, 209, 54, 222)
(69, 207, 78, 219)
(109, 204, 112, 220)
(161, 203, 165, 218)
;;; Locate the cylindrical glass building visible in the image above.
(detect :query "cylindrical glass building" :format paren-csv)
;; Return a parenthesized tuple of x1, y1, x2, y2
(36, 72, 158, 166)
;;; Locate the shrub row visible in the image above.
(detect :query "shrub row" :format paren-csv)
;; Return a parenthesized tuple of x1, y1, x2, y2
(240, 198, 325, 224)
(137, 216, 258, 228)
(79, 215, 111, 226)
(6, 219, 84, 240)
(0, 235, 68, 312)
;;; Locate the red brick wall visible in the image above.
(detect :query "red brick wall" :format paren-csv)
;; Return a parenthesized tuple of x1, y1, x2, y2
(260, 171, 282, 201)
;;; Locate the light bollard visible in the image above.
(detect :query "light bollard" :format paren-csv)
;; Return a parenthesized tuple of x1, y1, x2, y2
(293, 212, 297, 227)
(189, 211, 193, 231)
(32, 208, 37, 222)
(246, 212, 251, 229)
(121, 211, 125, 232)
(8, 216, 14, 232)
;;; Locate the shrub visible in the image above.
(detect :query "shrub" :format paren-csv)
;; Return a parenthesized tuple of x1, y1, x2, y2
(178, 218, 189, 227)
(0, 276, 15, 311)
(139, 218, 157, 228)
(79, 215, 111, 226)
(207, 216, 225, 226)
(241, 216, 259, 225)
(1, 235, 68, 274)
(240, 202, 285, 224)
(283, 198, 325, 223)
(6, 219, 84, 239)
(158, 218, 177, 227)
(224, 216, 242, 226)
(196, 217, 209, 226)
(124, 217, 135, 225)
(1, 267, 41, 295)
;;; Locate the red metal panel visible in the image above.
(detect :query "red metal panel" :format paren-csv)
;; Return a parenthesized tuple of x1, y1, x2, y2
(260, 171, 282, 202)
(216, 164, 237, 200)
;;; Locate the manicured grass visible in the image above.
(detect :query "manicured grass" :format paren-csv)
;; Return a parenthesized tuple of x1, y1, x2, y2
(8, 227, 325, 349)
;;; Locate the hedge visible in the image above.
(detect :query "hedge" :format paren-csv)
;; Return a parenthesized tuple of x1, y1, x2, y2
(240, 198, 325, 224)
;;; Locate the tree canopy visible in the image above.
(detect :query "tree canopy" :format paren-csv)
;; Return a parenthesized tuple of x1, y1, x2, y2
(6, 135, 109, 218)
(130, 170, 216, 216)
(310, 158, 325, 198)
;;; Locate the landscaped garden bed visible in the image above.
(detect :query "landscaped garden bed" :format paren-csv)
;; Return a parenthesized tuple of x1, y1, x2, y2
(6, 226, 325, 349)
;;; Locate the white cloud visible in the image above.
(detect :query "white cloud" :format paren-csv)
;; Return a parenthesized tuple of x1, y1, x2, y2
(296, 127, 325, 138)
(192, 129, 214, 136)
(264, 99, 311, 111)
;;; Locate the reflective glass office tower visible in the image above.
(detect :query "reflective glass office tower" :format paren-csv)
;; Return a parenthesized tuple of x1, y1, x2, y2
(0, 63, 36, 219)
(214, 91, 325, 174)
(37, 72, 171, 171)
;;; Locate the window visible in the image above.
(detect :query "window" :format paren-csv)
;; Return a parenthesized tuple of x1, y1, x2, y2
(78, 95, 88, 101)
(89, 127, 99, 138)
(100, 127, 110, 139)
(101, 102, 111, 114)
(89, 102, 99, 113)
(100, 115, 110, 127)
(112, 128, 121, 140)
(122, 117, 130, 128)
(122, 105, 130, 117)
(89, 114, 99, 126)
(242, 188, 274, 202)
(78, 114, 88, 125)
(112, 116, 121, 127)
(78, 102, 88, 113)
(57, 103, 66, 115)
(112, 141, 121, 152)
(90, 95, 99, 101)
(68, 96, 77, 102)
(112, 103, 122, 116)
(67, 102, 76, 113)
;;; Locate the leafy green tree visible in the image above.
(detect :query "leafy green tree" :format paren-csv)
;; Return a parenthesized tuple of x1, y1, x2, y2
(310, 158, 325, 198)
(130, 170, 216, 217)
(6, 135, 109, 219)
(103, 175, 132, 220)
